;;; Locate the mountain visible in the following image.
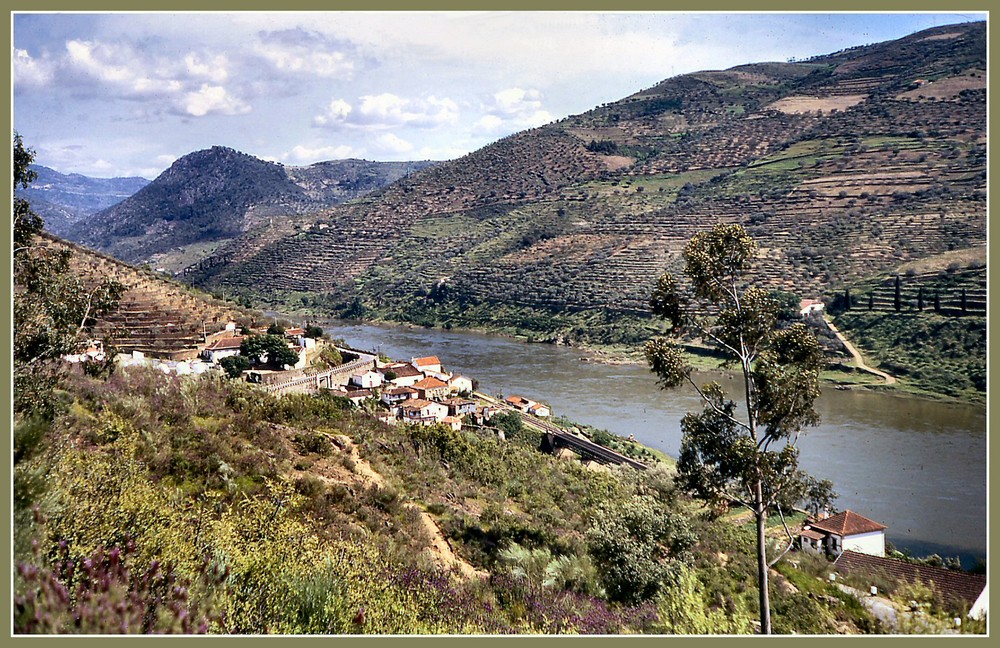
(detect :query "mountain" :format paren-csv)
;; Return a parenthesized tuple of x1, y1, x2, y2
(184, 22, 984, 344)
(64, 146, 437, 266)
(17, 165, 149, 236)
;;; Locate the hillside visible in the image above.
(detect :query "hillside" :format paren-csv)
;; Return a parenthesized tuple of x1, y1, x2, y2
(183, 21, 985, 348)
(37, 233, 259, 359)
(17, 165, 149, 236)
(64, 147, 437, 267)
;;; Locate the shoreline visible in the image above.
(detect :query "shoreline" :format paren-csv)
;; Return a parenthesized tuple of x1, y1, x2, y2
(269, 309, 984, 407)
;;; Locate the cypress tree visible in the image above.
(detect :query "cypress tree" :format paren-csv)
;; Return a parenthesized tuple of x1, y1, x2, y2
(917, 286, 924, 311)
(894, 275, 902, 312)
(868, 293, 874, 311)
(961, 288, 968, 313)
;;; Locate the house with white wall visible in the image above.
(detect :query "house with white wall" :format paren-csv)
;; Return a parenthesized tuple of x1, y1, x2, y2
(350, 371, 384, 389)
(399, 399, 449, 425)
(411, 356, 443, 374)
(203, 336, 244, 364)
(801, 510, 887, 557)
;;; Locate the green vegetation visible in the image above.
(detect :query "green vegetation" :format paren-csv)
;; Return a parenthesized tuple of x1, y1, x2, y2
(645, 224, 826, 634)
(829, 263, 986, 402)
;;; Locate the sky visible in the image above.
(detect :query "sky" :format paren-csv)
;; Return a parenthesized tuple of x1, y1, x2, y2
(11, 11, 986, 179)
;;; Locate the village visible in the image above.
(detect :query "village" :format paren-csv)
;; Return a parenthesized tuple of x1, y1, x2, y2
(62, 317, 987, 626)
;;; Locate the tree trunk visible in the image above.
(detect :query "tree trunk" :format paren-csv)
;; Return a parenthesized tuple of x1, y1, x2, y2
(755, 482, 772, 634)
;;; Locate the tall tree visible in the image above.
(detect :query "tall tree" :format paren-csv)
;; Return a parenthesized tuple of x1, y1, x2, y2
(644, 223, 824, 634)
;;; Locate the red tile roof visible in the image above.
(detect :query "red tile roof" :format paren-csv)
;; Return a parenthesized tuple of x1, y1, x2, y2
(799, 528, 826, 541)
(413, 356, 441, 366)
(383, 364, 422, 378)
(205, 336, 244, 351)
(284, 327, 306, 336)
(835, 550, 986, 609)
(809, 510, 887, 537)
(413, 376, 448, 390)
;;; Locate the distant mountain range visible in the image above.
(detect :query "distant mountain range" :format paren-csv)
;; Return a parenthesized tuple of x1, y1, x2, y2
(17, 165, 150, 236)
(48, 148, 436, 266)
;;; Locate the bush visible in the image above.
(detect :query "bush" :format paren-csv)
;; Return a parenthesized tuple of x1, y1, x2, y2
(586, 496, 696, 604)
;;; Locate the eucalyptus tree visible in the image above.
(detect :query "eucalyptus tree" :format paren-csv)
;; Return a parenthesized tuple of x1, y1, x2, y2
(644, 223, 824, 634)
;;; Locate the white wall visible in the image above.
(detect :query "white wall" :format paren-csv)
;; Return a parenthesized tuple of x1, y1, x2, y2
(843, 530, 885, 557)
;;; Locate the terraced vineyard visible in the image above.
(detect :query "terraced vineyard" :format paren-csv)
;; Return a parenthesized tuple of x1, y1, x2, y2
(40, 234, 255, 359)
(185, 22, 985, 350)
(828, 256, 986, 400)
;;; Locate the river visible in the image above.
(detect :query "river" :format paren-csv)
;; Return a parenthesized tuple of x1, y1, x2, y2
(320, 320, 987, 568)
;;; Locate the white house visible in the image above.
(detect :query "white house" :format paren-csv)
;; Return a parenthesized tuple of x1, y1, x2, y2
(346, 389, 374, 407)
(528, 403, 551, 418)
(799, 299, 825, 317)
(448, 375, 474, 394)
(350, 371, 384, 389)
(802, 510, 887, 557)
(411, 356, 443, 374)
(379, 363, 425, 387)
(399, 399, 449, 425)
(203, 336, 244, 364)
(381, 386, 418, 406)
(835, 550, 988, 620)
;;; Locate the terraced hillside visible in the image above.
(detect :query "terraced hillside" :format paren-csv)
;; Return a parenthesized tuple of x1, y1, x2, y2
(826, 249, 986, 400)
(186, 22, 985, 345)
(39, 234, 255, 360)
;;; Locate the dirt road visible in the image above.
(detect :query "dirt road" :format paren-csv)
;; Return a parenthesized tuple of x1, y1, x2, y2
(824, 318, 897, 385)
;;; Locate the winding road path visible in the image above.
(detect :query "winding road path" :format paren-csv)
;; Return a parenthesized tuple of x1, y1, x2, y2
(824, 318, 897, 385)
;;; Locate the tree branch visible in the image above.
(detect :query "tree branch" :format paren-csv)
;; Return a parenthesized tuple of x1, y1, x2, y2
(683, 372, 752, 433)
(768, 504, 796, 568)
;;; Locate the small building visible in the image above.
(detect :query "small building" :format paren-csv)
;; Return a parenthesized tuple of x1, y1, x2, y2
(379, 363, 424, 387)
(202, 336, 244, 364)
(346, 389, 373, 407)
(412, 375, 450, 401)
(835, 550, 988, 619)
(381, 386, 418, 406)
(411, 356, 443, 374)
(505, 395, 538, 413)
(528, 402, 551, 418)
(802, 510, 887, 557)
(399, 399, 449, 425)
(442, 397, 477, 417)
(799, 299, 825, 317)
(448, 375, 474, 394)
(350, 371, 384, 389)
(442, 416, 463, 431)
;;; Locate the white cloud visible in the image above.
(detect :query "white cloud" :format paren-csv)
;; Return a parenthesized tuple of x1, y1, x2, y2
(13, 48, 55, 87)
(375, 133, 414, 155)
(313, 98, 353, 126)
(316, 93, 459, 130)
(256, 29, 356, 78)
(183, 84, 251, 117)
(282, 143, 358, 164)
(66, 39, 132, 84)
(184, 53, 229, 83)
(474, 87, 555, 135)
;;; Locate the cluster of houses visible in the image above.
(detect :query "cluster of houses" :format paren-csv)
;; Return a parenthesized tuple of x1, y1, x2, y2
(797, 510, 987, 620)
(321, 355, 489, 431)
